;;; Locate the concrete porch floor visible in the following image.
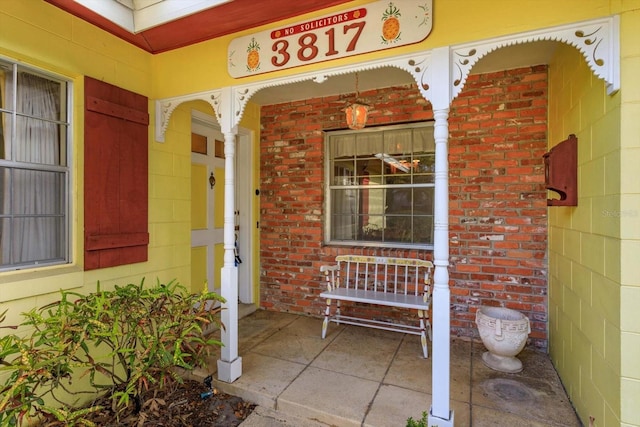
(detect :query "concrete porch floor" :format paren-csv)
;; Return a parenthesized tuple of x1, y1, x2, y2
(188, 309, 581, 427)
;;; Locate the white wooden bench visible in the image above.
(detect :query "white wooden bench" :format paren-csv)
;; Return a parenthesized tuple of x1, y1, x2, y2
(319, 255, 433, 358)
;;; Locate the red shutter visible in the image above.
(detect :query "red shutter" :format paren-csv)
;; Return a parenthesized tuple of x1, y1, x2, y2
(84, 76, 149, 270)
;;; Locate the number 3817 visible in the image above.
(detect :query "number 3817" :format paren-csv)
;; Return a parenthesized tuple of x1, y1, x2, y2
(271, 22, 366, 67)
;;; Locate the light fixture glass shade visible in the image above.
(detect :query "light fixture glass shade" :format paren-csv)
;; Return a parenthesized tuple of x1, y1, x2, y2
(345, 103, 370, 130)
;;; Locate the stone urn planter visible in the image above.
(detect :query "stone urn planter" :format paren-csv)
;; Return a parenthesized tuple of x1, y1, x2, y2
(475, 306, 531, 373)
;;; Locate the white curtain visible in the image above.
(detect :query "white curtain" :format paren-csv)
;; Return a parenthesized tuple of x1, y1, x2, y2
(331, 126, 434, 158)
(1, 71, 62, 266)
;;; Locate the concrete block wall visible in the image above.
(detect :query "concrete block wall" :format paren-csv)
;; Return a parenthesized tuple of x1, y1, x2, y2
(547, 42, 623, 426)
(546, 7, 640, 425)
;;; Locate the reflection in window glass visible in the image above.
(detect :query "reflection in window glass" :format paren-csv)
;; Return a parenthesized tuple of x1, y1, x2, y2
(325, 122, 435, 248)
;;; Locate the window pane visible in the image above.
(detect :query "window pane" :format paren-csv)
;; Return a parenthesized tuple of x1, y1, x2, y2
(1, 217, 65, 267)
(355, 157, 375, 179)
(413, 126, 435, 152)
(12, 169, 65, 214)
(385, 215, 412, 243)
(0, 167, 8, 214)
(361, 188, 384, 215)
(386, 187, 412, 213)
(15, 116, 63, 165)
(365, 174, 384, 186)
(414, 187, 434, 214)
(331, 214, 357, 240)
(326, 122, 435, 247)
(413, 215, 434, 243)
(0, 62, 10, 80)
(1, 168, 66, 268)
(0, 112, 12, 160)
(331, 187, 387, 241)
(332, 160, 355, 185)
(362, 215, 383, 241)
(413, 154, 436, 175)
(0, 217, 9, 264)
(413, 175, 434, 184)
(16, 72, 63, 121)
(377, 153, 411, 178)
(330, 188, 356, 240)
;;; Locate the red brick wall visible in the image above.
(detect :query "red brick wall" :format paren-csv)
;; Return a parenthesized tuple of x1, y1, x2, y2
(259, 66, 549, 350)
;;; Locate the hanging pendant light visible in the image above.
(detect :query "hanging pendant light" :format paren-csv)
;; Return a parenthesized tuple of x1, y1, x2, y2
(345, 72, 370, 130)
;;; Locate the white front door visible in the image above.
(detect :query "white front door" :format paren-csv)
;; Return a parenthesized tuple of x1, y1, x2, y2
(191, 117, 225, 293)
(190, 111, 253, 301)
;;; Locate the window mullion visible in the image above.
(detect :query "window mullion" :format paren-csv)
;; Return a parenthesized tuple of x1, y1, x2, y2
(326, 121, 435, 248)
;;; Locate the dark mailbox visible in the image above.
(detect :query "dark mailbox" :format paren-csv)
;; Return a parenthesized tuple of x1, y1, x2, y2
(544, 134, 577, 206)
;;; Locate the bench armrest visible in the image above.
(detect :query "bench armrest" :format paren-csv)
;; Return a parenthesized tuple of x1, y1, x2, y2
(320, 264, 340, 273)
(320, 264, 340, 293)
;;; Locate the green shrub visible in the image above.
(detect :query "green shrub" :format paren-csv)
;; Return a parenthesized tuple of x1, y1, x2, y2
(406, 410, 429, 427)
(0, 279, 224, 426)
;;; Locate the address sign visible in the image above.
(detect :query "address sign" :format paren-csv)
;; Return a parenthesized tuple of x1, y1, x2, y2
(227, 0, 433, 78)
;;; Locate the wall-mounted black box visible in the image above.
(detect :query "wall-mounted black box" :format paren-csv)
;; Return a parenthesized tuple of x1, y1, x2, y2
(544, 134, 577, 206)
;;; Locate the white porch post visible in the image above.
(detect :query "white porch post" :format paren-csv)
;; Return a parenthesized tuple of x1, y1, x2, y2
(429, 108, 452, 425)
(428, 47, 454, 427)
(217, 88, 242, 383)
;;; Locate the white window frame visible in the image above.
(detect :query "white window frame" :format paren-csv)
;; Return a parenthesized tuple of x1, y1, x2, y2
(0, 57, 72, 272)
(324, 121, 435, 249)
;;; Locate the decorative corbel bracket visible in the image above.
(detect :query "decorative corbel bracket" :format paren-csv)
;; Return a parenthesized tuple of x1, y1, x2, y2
(451, 15, 620, 100)
(155, 89, 222, 142)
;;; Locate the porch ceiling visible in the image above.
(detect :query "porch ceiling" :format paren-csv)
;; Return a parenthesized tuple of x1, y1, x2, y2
(45, 0, 557, 106)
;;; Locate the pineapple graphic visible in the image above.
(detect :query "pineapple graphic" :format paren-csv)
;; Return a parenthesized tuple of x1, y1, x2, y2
(246, 37, 260, 72)
(381, 2, 401, 44)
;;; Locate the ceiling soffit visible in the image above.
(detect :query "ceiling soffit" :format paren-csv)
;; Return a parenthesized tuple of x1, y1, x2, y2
(45, 0, 353, 53)
(91, 0, 231, 33)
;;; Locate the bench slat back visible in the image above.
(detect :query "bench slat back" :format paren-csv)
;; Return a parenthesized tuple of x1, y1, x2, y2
(334, 255, 433, 296)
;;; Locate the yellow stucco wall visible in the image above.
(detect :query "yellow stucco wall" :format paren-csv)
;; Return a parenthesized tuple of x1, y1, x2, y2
(0, 1, 179, 411)
(619, 6, 640, 427)
(0, 1, 156, 321)
(0, 0, 263, 307)
(548, 5, 640, 426)
(548, 43, 622, 426)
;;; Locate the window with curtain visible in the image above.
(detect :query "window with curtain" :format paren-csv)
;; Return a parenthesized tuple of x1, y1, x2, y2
(325, 121, 435, 248)
(0, 59, 70, 271)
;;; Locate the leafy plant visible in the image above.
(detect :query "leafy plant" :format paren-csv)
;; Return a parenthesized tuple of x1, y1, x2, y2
(0, 279, 224, 426)
(406, 410, 429, 427)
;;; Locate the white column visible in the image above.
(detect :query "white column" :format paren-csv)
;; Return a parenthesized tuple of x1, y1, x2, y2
(429, 108, 453, 426)
(426, 46, 454, 427)
(217, 130, 242, 383)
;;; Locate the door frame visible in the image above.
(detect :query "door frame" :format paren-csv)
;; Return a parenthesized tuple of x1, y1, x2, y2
(191, 109, 254, 304)
(236, 126, 253, 304)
